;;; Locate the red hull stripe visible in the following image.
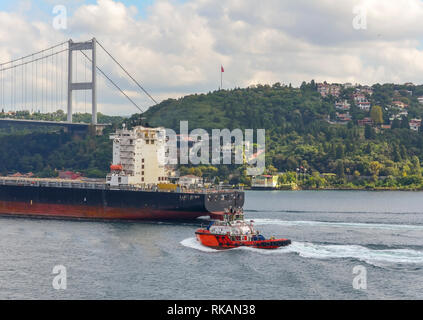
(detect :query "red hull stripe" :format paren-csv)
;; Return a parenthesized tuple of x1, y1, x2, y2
(0, 200, 208, 220)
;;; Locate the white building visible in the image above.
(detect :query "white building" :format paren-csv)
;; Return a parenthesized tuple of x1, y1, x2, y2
(410, 119, 422, 131)
(335, 100, 351, 111)
(107, 125, 168, 186)
(251, 175, 279, 189)
(357, 102, 371, 111)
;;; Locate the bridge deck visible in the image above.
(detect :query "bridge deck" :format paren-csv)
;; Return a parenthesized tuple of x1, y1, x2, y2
(0, 118, 110, 128)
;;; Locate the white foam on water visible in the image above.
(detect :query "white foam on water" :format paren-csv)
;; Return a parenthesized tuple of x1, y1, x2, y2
(241, 241, 423, 267)
(181, 237, 423, 268)
(290, 242, 423, 267)
(180, 237, 220, 253)
(253, 218, 423, 231)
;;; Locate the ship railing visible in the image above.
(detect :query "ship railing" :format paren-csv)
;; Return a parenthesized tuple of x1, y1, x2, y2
(0, 177, 108, 190)
(0, 177, 243, 193)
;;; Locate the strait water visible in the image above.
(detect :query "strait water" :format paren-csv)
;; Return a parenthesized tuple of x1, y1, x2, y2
(0, 190, 422, 299)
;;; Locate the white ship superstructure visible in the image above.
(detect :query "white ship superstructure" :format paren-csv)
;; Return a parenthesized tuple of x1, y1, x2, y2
(107, 125, 168, 186)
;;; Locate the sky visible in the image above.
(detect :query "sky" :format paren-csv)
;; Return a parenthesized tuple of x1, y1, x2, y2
(1, 0, 423, 116)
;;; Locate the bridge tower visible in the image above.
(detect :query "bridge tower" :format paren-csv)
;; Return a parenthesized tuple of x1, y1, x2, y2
(67, 38, 97, 124)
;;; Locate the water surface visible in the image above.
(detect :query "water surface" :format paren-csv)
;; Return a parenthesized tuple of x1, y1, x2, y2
(0, 190, 422, 299)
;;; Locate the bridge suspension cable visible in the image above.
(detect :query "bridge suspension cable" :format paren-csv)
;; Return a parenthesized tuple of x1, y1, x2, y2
(79, 50, 144, 113)
(0, 41, 68, 67)
(96, 40, 158, 105)
(0, 38, 157, 122)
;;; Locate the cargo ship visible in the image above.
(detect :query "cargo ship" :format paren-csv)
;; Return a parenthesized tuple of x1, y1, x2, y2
(0, 125, 244, 220)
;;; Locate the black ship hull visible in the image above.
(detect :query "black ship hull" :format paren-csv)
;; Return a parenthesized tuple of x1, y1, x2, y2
(0, 183, 245, 220)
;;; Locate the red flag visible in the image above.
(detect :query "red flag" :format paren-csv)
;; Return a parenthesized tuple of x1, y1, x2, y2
(221, 65, 224, 73)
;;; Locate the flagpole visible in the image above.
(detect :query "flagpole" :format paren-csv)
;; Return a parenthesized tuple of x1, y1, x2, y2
(220, 65, 225, 90)
(220, 65, 224, 90)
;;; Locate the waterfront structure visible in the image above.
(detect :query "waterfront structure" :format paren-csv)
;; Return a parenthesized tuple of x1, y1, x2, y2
(251, 175, 279, 190)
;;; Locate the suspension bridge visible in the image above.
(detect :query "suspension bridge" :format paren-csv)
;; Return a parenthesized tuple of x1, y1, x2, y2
(0, 38, 156, 133)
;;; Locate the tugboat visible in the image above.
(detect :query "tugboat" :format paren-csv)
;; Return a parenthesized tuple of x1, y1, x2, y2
(195, 209, 291, 250)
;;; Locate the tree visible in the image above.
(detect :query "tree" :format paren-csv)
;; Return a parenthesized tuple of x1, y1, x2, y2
(391, 118, 401, 129)
(364, 125, 375, 139)
(411, 156, 421, 176)
(369, 161, 383, 181)
(401, 116, 409, 129)
(335, 144, 344, 159)
(370, 105, 383, 124)
(336, 160, 345, 179)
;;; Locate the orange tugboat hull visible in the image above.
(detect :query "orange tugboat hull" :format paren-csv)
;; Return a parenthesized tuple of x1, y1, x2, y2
(195, 229, 291, 250)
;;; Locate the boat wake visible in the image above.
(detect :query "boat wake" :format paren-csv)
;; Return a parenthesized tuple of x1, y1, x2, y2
(180, 237, 219, 253)
(180, 237, 423, 268)
(253, 218, 423, 231)
(265, 242, 423, 268)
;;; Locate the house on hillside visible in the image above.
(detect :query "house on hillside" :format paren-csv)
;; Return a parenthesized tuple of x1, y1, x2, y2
(353, 93, 367, 103)
(353, 93, 371, 110)
(381, 124, 391, 130)
(360, 86, 373, 95)
(317, 83, 330, 97)
(317, 83, 341, 98)
(357, 117, 373, 126)
(335, 100, 350, 111)
(336, 112, 352, 123)
(390, 110, 409, 123)
(357, 101, 371, 111)
(410, 119, 422, 131)
(392, 101, 408, 109)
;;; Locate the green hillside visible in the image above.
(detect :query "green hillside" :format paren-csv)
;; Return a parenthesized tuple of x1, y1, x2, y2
(3, 82, 423, 189)
(131, 82, 423, 188)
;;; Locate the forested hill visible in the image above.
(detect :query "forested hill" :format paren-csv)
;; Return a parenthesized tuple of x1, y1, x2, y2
(2, 82, 423, 188)
(133, 82, 423, 183)
(141, 83, 328, 132)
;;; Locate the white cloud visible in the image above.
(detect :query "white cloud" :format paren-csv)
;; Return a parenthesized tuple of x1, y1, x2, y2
(2, 0, 423, 116)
